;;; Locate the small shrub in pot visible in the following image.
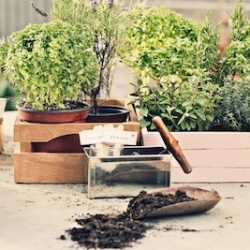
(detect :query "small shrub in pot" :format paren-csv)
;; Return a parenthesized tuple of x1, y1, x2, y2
(0, 20, 98, 111)
(119, 6, 220, 131)
(50, 0, 127, 114)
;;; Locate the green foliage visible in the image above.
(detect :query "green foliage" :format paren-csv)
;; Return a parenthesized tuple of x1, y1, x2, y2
(218, 0, 250, 84)
(1, 21, 98, 110)
(119, 6, 220, 131)
(50, 0, 127, 113)
(214, 0, 250, 131)
(230, 0, 246, 42)
(137, 72, 219, 131)
(119, 6, 198, 85)
(216, 81, 250, 131)
(50, 0, 90, 25)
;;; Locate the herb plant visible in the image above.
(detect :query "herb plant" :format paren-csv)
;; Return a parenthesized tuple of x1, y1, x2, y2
(119, 6, 220, 131)
(216, 80, 250, 131)
(1, 21, 98, 110)
(215, 0, 250, 131)
(50, 0, 127, 114)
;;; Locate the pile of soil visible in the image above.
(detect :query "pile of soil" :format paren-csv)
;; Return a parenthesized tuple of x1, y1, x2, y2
(127, 190, 196, 220)
(66, 213, 152, 249)
(64, 189, 196, 249)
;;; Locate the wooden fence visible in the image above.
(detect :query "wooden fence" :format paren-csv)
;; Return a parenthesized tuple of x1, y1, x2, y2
(0, 0, 51, 38)
(1, 0, 250, 38)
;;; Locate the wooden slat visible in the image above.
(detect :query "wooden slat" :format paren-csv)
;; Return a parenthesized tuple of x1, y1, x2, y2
(172, 167, 250, 183)
(14, 151, 88, 183)
(171, 149, 250, 168)
(142, 128, 250, 182)
(14, 119, 139, 142)
(19, 142, 32, 152)
(142, 129, 250, 150)
(173, 132, 250, 150)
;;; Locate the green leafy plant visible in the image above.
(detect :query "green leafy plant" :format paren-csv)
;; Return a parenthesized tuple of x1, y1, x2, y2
(216, 80, 250, 131)
(49, 0, 127, 114)
(218, 0, 250, 84)
(0, 20, 98, 110)
(119, 6, 220, 131)
(215, 0, 250, 131)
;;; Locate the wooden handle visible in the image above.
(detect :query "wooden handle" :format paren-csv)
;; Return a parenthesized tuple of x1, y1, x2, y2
(152, 116, 192, 174)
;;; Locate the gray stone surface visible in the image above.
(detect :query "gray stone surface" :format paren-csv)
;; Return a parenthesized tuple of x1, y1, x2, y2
(1, 165, 250, 250)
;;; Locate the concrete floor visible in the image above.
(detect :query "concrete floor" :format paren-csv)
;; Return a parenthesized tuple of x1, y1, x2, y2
(1, 111, 250, 250)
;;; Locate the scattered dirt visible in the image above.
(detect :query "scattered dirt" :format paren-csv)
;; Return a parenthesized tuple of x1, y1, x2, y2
(66, 213, 152, 249)
(64, 190, 196, 249)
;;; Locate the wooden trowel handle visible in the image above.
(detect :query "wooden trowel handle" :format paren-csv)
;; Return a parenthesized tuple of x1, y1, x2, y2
(152, 116, 192, 174)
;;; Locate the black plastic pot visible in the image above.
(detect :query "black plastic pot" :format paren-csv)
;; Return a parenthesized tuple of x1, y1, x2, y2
(86, 105, 130, 123)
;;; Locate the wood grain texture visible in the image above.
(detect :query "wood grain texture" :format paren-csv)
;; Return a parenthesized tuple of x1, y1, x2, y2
(172, 167, 250, 183)
(13, 99, 140, 183)
(142, 128, 250, 182)
(14, 99, 139, 142)
(14, 151, 87, 183)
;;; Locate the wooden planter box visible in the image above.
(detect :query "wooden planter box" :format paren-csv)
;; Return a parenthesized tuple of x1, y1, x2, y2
(141, 128, 250, 183)
(13, 99, 140, 184)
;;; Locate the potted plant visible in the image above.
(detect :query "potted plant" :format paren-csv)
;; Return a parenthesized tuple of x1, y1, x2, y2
(32, 0, 130, 122)
(4, 1, 140, 184)
(118, 1, 250, 183)
(0, 20, 98, 123)
(119, 5, 220, 131)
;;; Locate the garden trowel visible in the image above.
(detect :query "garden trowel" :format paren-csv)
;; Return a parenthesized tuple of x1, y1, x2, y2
(152, 116, 192, 174)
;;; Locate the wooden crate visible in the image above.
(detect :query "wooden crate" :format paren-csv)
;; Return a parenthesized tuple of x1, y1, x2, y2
(141, 128, 250, 183)
(14, 99, 140, 184)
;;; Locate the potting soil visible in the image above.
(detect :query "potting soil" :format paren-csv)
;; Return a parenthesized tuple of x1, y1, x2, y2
(64, 190, 196, 249)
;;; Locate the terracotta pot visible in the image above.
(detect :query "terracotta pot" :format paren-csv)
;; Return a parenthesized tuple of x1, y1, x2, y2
(86, 105, 130, 123)
(17, 101, 89, 123)
(17, 101, 90, 153)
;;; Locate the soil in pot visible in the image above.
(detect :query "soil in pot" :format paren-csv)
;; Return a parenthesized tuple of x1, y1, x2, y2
(63, 190, 195, 249)
(17, 100, 90, 123)
(86, 105, 130, 123)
